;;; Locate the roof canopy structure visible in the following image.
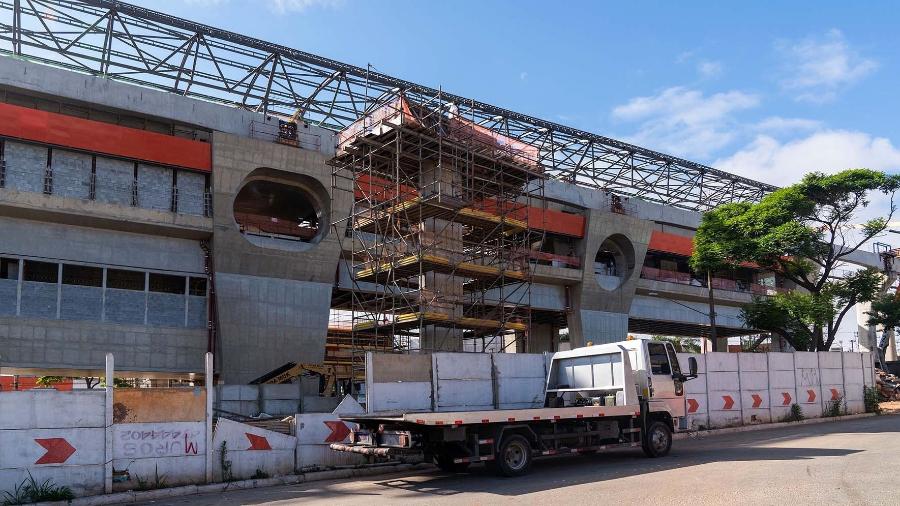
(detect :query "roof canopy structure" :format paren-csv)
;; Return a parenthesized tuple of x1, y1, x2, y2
(0, 0, 778, 210)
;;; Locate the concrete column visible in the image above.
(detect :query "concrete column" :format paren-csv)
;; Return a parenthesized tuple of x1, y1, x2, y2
(204, 352, 214, 484)
(104, 353, 114, 494)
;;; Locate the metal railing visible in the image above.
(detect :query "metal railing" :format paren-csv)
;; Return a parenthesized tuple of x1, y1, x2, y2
(640, 266, 788, 296)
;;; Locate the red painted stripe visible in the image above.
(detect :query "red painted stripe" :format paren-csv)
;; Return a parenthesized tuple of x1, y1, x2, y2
(415, 419, 425, 424)
(454, 420, 463, 425)
(434, 421, 444, 425)
(576, 414, 583, 418)
(0, 102, 211, 172)
(553, 415, 561, 420)
(533, 416, 541, 420)
(481, 419, 490, 424)
(507, 417, 516, 422)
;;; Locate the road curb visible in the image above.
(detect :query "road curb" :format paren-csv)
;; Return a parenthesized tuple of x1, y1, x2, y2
(673, 412, 886, 440)
(38, 462, 434, 506)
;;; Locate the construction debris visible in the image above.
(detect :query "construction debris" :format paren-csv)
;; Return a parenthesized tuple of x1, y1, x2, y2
(876, 368, 900, 401)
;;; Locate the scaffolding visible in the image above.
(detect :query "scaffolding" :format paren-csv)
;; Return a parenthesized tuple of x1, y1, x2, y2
(330, 92, 546, 375)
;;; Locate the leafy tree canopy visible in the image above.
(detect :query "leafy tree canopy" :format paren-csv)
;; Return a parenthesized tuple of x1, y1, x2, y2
(692, 169, 899, 351)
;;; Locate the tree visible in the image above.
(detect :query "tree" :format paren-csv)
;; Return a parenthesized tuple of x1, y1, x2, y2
(866, 293, 900, 349)
(692, 169, 900, 351)
(653, 335, 701, 353)
(35, 376, 64, 388)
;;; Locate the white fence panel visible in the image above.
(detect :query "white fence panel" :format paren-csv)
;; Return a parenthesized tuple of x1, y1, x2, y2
(767, 353, 797, 422)
(841, 353, 865, 414)
(706, 353, 742, 428)
(818, 352, 844, 414)
(738, 353, 771, 424)
(677, 353, 709, 430)
(794, 352, 823, 418)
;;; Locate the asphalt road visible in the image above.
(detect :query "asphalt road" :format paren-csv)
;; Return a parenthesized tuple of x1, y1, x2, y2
(135, 415, 900, 506)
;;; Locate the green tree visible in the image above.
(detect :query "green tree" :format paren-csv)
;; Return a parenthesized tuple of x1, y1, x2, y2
(653, 335, 701, 353)
(866, 293, 900, 345)
(35, 376, 64, 388)
(691, 169, 899, 351)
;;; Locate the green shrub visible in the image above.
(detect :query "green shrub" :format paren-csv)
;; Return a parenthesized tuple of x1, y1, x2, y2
(1, 471, 74, 505)
(824, 394, 846, 417)
(781, 403, 804, 422)
(864, 386, 882, 414)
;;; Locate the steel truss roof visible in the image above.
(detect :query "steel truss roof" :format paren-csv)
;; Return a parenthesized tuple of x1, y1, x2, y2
(0, 0, 777, 211)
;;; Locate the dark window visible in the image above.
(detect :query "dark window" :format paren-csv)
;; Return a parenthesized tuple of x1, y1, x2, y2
(149, 273, 185, 294)
(188, 277, 207, 296)
(0, 258, 18, 280)
(107, 269, 145, 291)
(62, 264, 102, 287)
(647, 342, 672, 375)
(666, 343, 682, 375)
(23, 260, 58, 283)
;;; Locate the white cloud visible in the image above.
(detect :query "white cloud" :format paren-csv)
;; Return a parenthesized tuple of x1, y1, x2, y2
(697, 60, 723, 78)
(776, 29, 878, 103)
(714, 130, 900, 187)
(268, 0, 343, 13)
(611, 87, 760, 158)
(752, 116, 822, 135)
(520, 71, 528, 81)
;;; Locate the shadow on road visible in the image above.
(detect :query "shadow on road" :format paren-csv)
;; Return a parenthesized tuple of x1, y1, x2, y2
(372, 445, 861, 497)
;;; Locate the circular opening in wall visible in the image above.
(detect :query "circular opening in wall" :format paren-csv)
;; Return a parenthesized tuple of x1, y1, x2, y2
(233, 170, 329, 252)
(594, 234, 635, 291)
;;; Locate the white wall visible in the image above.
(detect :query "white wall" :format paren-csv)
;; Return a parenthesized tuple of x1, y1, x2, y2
(0, 390, 106, 497)
(678, 351, 875, 429)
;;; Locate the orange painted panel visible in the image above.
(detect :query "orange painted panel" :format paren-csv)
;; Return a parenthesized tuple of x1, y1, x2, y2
(0, 376, 73, 391)
(0, 102, 211, 172)
(474, 198, 585, 237)
(648, 230, 694, 257)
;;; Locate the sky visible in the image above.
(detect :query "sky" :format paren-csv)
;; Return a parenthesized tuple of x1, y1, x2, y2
(131, 0, 900, 348)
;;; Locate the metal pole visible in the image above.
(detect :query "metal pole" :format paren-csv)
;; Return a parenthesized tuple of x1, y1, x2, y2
(707, 271, 719, 352)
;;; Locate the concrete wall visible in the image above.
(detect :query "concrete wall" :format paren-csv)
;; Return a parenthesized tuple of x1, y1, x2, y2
(295, 396, 367, 471)
(0, 390, 106, 497)
(0, 55, 334, 152)
(211, 418, 296, 481)
(211, 132, 351, 383)
(678, 351, 875, 429)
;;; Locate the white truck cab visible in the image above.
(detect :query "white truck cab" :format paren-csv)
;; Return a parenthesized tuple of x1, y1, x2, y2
(545, 338, 698, 429)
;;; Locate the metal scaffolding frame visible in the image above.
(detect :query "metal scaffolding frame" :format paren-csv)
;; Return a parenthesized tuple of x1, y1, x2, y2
(0, 0, 777, 211)
(330, 91, 544, 372)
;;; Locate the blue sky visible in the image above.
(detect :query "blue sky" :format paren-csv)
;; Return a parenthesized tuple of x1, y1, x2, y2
(137, 0, 900, 190)
(134, 0, 899, 347)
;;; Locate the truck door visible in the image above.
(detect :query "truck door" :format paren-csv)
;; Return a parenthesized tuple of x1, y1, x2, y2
(646, 342, 686, 418)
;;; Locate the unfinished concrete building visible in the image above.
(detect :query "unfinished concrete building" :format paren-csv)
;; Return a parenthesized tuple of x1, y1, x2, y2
(0, 1, 895, 391)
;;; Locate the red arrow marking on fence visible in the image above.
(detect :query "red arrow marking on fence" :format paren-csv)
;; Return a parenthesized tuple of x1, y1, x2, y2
(34, 438, 76, 464)
(751, 394, 763, 408)
(324, 421, 352, 443)
(722, 395, 734, 410)
(807, 390, 816, 403)
(687, 399, 699, 413)
(782, 392, 792, 406)
(245, 433, 271, 451)
(830, 388, 840, 401)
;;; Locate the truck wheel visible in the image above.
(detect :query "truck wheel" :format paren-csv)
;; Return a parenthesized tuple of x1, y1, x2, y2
(642, 421, 672, 458)
(494, 434, 533, 477)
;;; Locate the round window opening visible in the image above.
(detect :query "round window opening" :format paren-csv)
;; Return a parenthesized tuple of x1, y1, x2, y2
(594, 234, 635, 291)
(233, 177, 328, 252)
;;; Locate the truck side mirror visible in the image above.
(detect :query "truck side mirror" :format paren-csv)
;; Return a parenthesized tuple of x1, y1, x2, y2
(687, 357, 698, 379)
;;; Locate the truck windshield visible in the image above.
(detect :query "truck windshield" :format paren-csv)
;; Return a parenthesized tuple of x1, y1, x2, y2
(647, 343, 671, 375)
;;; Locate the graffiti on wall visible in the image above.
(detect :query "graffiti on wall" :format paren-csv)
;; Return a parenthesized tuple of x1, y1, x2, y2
(113, 423, 205, 459)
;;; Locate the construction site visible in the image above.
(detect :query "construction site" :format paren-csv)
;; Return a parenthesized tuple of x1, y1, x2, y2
(0, 1, 899, 503)
(0, 0, 897, 395)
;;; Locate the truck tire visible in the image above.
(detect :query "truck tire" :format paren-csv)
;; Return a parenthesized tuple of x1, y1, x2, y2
(642, 421, 672, 458)
(494, 434, 533, 477)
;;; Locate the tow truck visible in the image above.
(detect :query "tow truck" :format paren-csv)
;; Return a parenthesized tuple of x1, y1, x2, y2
(330, 339, 698, 476)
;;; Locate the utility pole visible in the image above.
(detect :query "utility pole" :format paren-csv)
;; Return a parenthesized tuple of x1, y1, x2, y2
(707, 270, 720, 351)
